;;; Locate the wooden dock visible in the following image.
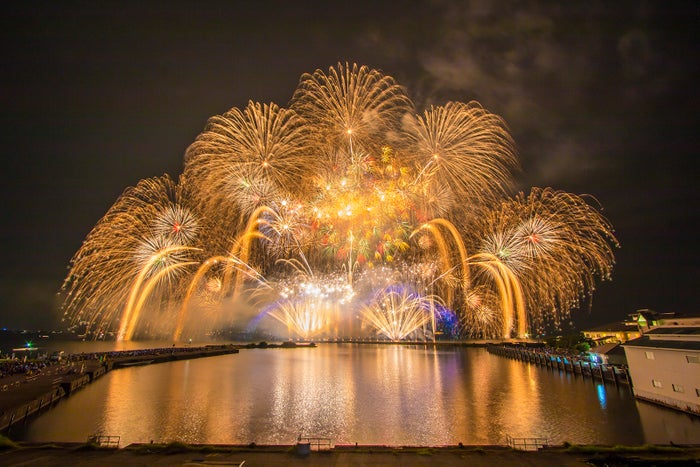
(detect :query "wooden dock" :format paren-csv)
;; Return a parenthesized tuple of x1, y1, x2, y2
(487, 344, 631, 387)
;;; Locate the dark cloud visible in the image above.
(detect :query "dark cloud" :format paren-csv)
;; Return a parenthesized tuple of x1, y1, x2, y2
(407, 2, 690, 189)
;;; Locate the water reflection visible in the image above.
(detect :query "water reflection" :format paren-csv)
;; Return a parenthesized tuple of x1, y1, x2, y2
(597, 384, 607, 410)
(12, 344, 699, 446)
(636, 399, 700, 444)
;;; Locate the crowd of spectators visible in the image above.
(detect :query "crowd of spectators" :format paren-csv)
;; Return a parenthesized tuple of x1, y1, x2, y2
(0, 360, 51, 379)
(1, 344, 235, 379)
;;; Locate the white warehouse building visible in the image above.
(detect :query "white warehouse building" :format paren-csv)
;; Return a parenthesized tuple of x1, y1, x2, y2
(623, 325, 700, 415)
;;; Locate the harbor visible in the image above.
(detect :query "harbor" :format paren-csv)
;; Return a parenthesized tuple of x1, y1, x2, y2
(3, 342, 698, 448)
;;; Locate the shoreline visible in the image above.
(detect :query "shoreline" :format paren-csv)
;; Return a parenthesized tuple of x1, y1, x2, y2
(1, 441, 698, 466)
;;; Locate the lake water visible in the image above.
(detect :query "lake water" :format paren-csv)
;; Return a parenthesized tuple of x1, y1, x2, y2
(6, 341, 700, 446)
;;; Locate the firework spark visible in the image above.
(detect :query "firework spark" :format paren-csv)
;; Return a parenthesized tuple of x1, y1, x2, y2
(360, 286, 438, 341)
(477, 187, 618, 331)
(61, 175, 201, 339)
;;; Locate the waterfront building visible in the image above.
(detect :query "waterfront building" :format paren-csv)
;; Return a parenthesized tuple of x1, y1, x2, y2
(586, 342, 627, 365)
(622, 322, 700, 416)
(582, 310, 700, 347)
(631, 309, 700, 332)
(583, 320, 641, 344)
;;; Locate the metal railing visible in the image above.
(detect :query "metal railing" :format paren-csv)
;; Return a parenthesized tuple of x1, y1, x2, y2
(87, 434, 120, 448)
(506, 434, 548, 450)
(297, 435, 332, 451)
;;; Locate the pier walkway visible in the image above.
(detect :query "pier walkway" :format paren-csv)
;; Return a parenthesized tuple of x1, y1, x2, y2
(487, 344, 631, 387)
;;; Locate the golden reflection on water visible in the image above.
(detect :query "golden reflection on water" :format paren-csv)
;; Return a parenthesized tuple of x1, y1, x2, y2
(14, 344, 700, 446)
(101, 358, 244, 443)
(267, 347, 358, 442)
(502, 358, 543, 439)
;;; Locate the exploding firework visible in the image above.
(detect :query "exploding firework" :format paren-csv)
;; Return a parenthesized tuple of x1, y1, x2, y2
(184, 100, 315, 226)
(291, 62, 414, 168)
(360, 286, 439, 341)
(477, 187, 619, 331)
(61, 175, 201, 338)
(255, 263, 355, 340)
(402, 101, 519, 214)
(462, 286, 503, 339)
(61, 63, 618, 341)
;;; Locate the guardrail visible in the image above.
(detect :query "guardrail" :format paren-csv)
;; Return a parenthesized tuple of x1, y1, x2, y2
(506, 434, 548, 450)
(87, 434, 120, 448)
(297, 435, 332, 451)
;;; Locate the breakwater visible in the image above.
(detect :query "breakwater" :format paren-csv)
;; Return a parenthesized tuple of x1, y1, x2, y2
(0, 344, 241, 432)
(324, 338, 536, 347)
(486, 344, 631, 387)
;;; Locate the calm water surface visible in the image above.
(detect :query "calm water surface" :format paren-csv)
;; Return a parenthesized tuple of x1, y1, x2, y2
(8, 343, 700, 446)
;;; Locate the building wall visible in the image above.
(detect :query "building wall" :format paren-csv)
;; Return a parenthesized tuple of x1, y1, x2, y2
(624, 346, 700, 415)
(605, 352, 627, 366)
(658, 317, 700, 327)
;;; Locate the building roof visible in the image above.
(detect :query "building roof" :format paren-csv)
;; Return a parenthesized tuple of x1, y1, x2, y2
(622, 336, 700, 351)
(632, 310, 700, 321)
(669, 311, 700, 319)
(589, 342, 624, 355)
(645, 327, 700, 336)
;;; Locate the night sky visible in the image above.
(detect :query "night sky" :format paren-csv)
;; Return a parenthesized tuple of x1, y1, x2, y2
(1, 1, 698, 330)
